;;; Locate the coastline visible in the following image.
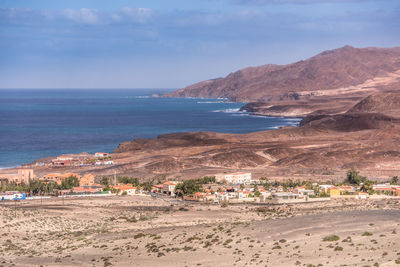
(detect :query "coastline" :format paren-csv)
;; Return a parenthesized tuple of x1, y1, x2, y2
(0, 93, 301, 170)
(164, 95, 307, 119)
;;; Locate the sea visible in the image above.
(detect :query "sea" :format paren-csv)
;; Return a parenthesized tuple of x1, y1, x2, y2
(0, 89, 301, 168)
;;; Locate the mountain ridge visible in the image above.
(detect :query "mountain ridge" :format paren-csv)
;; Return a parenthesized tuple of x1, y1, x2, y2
(165, 45, 400, 103)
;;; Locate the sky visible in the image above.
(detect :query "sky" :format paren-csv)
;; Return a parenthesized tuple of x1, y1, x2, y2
(0, 0, 399, 89)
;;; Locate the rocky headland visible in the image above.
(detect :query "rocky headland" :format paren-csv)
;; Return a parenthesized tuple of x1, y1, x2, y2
(166, 45, 400, 117)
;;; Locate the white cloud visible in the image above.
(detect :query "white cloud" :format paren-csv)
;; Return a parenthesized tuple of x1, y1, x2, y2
(61, 8, 100, 24)
(120, 7, 155, 23)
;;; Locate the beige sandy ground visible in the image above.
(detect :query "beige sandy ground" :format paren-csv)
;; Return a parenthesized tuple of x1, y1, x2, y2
(1, 196, 400, 267)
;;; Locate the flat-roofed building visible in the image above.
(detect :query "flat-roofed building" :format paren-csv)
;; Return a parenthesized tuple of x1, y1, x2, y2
(80, 174, 95, 186)
(17, 169, 35, 184)
(162, 181, 177, 196)
(95, 152, 109, 158)
(215, 172, 252, 185)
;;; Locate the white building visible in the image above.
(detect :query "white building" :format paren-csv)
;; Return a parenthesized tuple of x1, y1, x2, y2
(272, 192, 299, 200)
(215, 172, 252, 185)
(162, 181, 177, 196)
(95, 152, 109, 158)
(293, 188, 315, 197)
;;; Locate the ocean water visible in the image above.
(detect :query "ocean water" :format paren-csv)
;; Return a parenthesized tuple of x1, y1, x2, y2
(0, 89, 301, 168)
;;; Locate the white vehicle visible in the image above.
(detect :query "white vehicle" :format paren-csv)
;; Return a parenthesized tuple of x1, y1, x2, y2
(0, 191, 26, 201)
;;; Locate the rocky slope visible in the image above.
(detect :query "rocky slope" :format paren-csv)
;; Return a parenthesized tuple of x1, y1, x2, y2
(166, 46, 400, 102)
(166, 46, 400, 117)
(5, 91, 400, 181)
(100, 92, 400, 179)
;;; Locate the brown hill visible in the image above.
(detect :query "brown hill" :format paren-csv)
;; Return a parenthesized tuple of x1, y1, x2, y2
(347, 92, 400, 118)
(110, 92, 400, 178)
(301, 92, 400, 130)
(166, 46, 400, 102)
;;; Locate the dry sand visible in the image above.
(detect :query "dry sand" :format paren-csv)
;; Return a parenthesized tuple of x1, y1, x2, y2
(1, 196, 400, 266)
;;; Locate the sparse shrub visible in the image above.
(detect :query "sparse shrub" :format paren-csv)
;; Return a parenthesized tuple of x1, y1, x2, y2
(323, 235, 340, 242)
(134, 233, 146, 239)
(223, 239, 233, 246)
(362, 232, 373, 236)
(334, 246, 343, 251)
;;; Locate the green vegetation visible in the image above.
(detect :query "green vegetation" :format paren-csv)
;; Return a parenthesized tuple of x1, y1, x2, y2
(133, 233, 146, 239)
(100, 176, 109, 186)
(323, 235, 340, 242)
(175, 176, 216, 196)
(118, 177, 140, 186)
(345, 168, 367, 185)
(175, 180, 201, 196)
(61, 176, 79, 190)
(362, 232, 373, 236)
(0, 175, 79, 195)
(140, 181, 154, 192)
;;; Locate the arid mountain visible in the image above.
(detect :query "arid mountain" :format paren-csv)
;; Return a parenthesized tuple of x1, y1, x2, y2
(4, 84, 400, 183)
(94, 92, 400, 180)
(166, 46, 400, 104)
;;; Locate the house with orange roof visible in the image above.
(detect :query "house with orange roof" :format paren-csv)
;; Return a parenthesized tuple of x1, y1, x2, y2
(72, 186, 102, 194)
(80, 174, 95, 186)
(41, 172, 81, 185)
(372, 184, 400, 196)
(162, 181, 177, 196)
(111, 184, 137, 195)
(338, 186, 356, 194)
(41, 173, 60, 184)
(153, 184, 164, 193)
(236, 190, 253, 199)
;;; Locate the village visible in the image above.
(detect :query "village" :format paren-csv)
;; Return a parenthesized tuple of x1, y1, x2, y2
(2, 168, 400, 266)
(1, 157, 400, 204)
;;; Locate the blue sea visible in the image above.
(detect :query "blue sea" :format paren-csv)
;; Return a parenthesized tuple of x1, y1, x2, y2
(0, 89, 301, 168)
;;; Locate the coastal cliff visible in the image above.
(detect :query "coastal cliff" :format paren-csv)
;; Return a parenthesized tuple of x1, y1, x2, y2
(166, 45, 400, 117)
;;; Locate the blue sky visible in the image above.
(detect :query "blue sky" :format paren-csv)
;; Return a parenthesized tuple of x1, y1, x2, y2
(0, 0, 399, 88)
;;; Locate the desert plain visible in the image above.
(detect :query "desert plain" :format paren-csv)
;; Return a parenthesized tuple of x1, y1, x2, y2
(1, 195, 400, 267)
